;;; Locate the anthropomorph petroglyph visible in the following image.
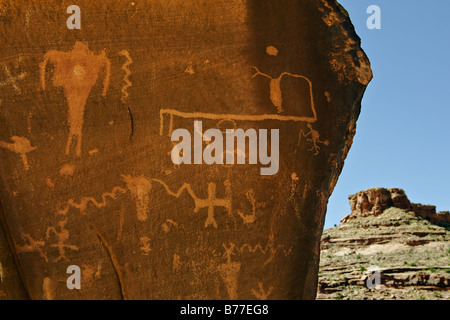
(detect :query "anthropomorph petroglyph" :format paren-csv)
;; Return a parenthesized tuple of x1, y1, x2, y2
(40, 41, 111, 157)
(218, 243, 241, 300)
(0, 136, 37, 170)
(46, 218, 79, 262)
(121, 175, 152, 222)
(152, 179, 232, 228)
(298, 123, 329, 155)
(0, 64, 27, 94)
(251, 66, 315, 114)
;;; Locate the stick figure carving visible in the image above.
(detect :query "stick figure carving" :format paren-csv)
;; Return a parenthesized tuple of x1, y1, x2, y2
(40, 42, 111, 157)
(46, 218, 79, 262)
(299, 123, 329, 156)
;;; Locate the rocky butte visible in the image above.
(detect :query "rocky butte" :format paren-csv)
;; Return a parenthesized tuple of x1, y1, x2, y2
(0, 0, 371, 299)
(318, 188, 449, 300)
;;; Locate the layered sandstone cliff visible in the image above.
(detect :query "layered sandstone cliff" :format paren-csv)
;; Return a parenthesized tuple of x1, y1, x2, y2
(318, 188, 449, 300)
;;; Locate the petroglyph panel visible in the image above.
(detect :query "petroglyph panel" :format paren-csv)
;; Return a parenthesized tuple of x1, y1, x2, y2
(0, 0, 371, 299)
(40, 41, 111, 157)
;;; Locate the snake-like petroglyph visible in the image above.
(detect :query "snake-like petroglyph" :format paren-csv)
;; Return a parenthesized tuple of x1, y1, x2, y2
(118, 50, 134, 138)
(239, 240, 293, 266)
(118, 50, 133, 104)
(56, 174, 261, 230)
(40, 41, 111, 157)
(57, 186, 127, 215)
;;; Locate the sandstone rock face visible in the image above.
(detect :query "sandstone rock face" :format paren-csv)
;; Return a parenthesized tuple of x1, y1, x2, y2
(344, 188, 450, 224)
(319, 191, 450, 300)
(0, 0, 371, 299)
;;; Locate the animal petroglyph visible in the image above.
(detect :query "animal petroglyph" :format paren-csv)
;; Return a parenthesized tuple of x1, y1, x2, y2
(121, 175, 152, 222)
(251, 66, 315, 115)
(15, 233, 48, 262)
(57, 186, 127, 215)
(40, 41, 111, 157)
(0, 136, 37, 170)
(299, 123, 329, 155)
(218, 243, 241, 300)
(251, 282, 274, 300)
(46, 218, 79, 262)
(0, 65, 27, 94)
(152, 179, 232, 228)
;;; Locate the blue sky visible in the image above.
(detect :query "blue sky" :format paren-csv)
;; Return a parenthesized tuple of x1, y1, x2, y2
(324, 0, 450, 229)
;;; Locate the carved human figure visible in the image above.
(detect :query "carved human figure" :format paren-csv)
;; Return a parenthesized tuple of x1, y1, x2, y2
(40, 41, 111, 157)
